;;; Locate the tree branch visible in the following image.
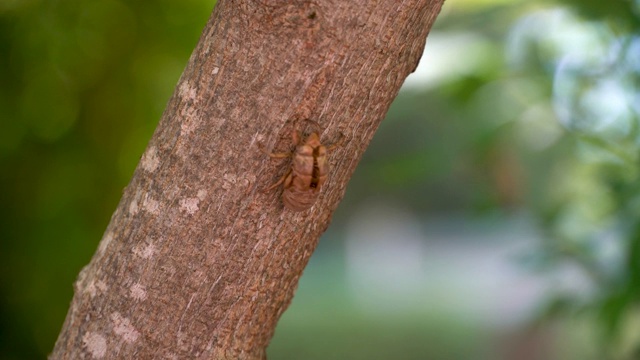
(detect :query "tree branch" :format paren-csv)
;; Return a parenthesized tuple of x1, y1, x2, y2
(51, 0, 444, 358)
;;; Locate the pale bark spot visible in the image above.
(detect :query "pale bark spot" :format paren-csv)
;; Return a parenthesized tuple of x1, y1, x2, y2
(130, 283, 147, 301)
(196, 189, 208, 200)
(85, 282, 97, 297)
(82, 332, 107, 358)
(179, 197, 200, 214)
(178, 81, 197, 101)
(129, 198, 139, 215)
(213, 117, 226, 127)
(133, 242, 156, 259)
(176, 330, 188, 351)
(98, 233, 113, 255)
(141, 146, 160, 172)
(111, 312, 140, 343)
(222, 173, 237, 190)
(143, 195, 160, 214)
(180, 110, 198, 135)
(85, 279, 108, 297)
(74, 265, 90, 294)
(177, 83, 202, 143)
(212, 66, 219, 75)
(241, 174, 255, 188)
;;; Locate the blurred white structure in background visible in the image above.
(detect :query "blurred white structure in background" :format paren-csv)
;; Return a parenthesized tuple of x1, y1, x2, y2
(402, 32, 495, 91)
(345, 201, 592, 327)
(345, 202, 428, 312)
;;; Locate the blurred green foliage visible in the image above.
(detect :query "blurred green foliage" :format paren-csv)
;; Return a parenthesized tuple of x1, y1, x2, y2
(0, 0, 638, 359)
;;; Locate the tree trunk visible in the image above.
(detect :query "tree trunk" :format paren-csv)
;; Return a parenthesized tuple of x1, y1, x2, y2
(50, 0, 444, 359)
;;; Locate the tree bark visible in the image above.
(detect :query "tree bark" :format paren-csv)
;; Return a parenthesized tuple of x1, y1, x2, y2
(51, 0, 444, 359)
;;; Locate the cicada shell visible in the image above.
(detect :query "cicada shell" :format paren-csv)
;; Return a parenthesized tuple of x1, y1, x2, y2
(263, 120, 341, 211)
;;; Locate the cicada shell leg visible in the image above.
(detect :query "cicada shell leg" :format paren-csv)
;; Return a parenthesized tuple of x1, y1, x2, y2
(264, 169, 292, 192)
(325, 132, 345, 151)
(258, 142, 292, 159)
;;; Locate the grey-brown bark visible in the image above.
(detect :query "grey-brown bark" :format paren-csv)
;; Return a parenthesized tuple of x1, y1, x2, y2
(50, 0, 444, 359)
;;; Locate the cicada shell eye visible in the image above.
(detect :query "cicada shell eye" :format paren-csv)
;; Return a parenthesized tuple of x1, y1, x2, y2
(300, 119, 322, 134)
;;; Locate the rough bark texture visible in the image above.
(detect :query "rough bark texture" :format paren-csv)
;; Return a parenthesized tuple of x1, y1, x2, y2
(51, 0, 444, 359)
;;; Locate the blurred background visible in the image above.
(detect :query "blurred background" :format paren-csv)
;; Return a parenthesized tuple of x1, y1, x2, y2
(1, 0, 639, 358)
